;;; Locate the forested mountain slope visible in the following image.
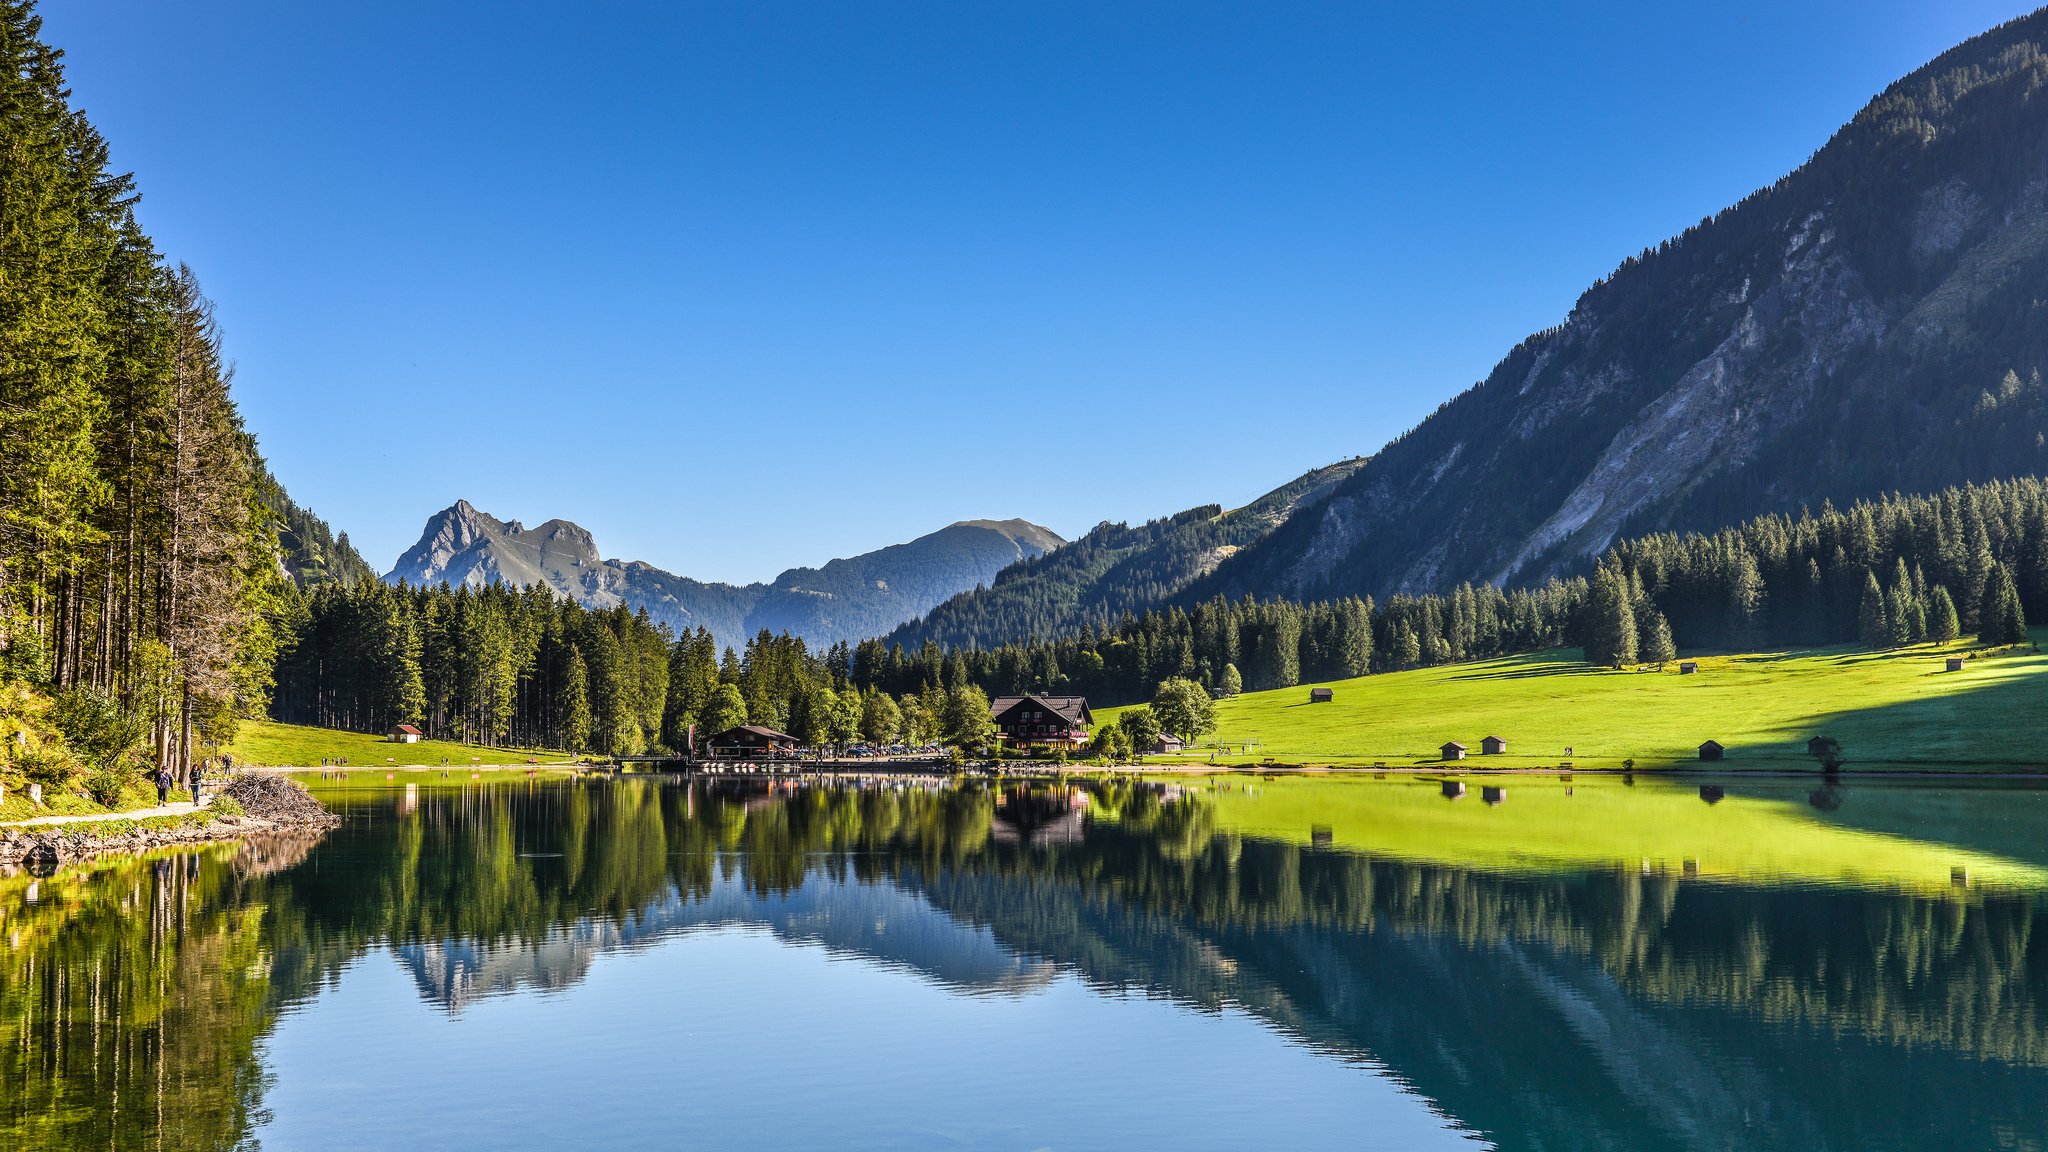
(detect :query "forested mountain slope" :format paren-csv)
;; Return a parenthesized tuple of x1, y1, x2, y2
(384, 501, 1061, 652)
(1196, 11, 2048, 606)
(884, 459, 1365, 650)
(256, 465, 375, 589)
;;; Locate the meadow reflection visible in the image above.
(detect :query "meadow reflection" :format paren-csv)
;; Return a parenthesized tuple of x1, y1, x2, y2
(1, 775, 2045, 1150)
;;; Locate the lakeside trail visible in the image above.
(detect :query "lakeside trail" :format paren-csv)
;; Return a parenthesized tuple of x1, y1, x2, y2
(0, 776, 337, 868)
(2, 797, 214, 828)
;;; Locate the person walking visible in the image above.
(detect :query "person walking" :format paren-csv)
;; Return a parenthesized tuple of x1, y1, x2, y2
(155, 767, 173, 807)
(187, 761, 204, 806)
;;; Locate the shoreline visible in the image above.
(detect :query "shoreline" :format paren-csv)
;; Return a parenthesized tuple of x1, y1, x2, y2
(0, 776, 339, 871)
(0, 812, 334, 871)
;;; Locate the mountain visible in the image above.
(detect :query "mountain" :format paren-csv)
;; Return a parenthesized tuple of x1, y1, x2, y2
(883, 459, 1366, 651)
(1191, 12, 2048, 606)
(383, 500, 1061, 651)
(256, 464, 378, 589)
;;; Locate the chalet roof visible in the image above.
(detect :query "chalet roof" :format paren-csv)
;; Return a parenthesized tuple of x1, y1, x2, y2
(1441, 741, 1468, 751)
(1481, 734, 1504, 743)
(394, 724, 423, 736)
(1699, 739, 1724, 750)
(708, 724, 798, 744)
(989, 694, 1092, 725)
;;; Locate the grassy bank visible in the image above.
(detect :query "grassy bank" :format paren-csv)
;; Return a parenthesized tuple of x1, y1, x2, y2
(221, 720, 567, 769)
(1103, 631, 2048, 771)
(1143, 773, 2048, 891)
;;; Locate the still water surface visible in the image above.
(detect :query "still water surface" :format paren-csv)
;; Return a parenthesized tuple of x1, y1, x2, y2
(5, 773, 2048, 1150)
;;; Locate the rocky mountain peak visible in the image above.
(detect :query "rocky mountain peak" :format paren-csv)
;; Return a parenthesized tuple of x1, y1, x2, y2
(383, 502, 1063, 651)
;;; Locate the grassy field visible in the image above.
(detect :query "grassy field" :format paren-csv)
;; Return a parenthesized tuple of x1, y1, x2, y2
(1148, 773, 2048, 892)
(1104, 631, 2048, 771)
(221, 720, 570, 768)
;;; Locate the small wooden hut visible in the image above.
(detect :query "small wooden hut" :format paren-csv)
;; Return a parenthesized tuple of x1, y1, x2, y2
(1946, 657, 1966, 672)
(1310, 687, 1334, 703)
(1678, 661, 1699, 675)
(1698, 739, 1725, 762)
(1440, 741, 1468, 761)
(1480, 735, 1507, 755)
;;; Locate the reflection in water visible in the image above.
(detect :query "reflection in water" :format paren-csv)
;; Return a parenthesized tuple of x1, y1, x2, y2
(2, 776, 2046, 1150)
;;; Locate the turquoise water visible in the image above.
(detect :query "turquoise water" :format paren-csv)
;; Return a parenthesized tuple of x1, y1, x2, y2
(5, 776, 2047, 1150)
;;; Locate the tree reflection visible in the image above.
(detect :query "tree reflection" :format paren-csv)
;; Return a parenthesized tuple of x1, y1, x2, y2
(3, 777, 2047, 1150)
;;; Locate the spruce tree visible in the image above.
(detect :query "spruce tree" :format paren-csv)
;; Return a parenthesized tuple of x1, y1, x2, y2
(1929, 585, 1961, 643)
(1983, 563, 2029, 645)
(1858, 572, 1889, 648)
(1640, 607, 1677, 667)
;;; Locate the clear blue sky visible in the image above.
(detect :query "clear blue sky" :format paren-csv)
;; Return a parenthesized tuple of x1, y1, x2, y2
(40, 1, 2040, 583)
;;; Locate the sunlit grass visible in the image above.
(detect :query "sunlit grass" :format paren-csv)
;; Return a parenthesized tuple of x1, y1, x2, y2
(1158, 773, 2048, 893)
(222, 720, 569, 769)
(1104, 631, 2048, 770)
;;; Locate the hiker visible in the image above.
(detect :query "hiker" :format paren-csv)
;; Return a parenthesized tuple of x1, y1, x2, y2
(155, 767, 173, 807)
(188, 760, 204, 805)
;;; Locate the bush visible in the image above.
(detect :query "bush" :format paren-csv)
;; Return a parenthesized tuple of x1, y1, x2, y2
(83, 763, 134, 808)
(15, 745, 77, 789)
(209, 794, 245, 817)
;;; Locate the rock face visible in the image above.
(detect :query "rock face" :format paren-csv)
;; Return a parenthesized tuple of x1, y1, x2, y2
(1192, 13, 2048, 605)
(384, 502, 1062, 652)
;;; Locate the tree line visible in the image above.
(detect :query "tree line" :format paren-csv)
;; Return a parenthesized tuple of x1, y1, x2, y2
(270, 475, 2044, 757)
(855, 475, 2044, 707)
(0, 1, 285, 792)
(270, 580, 1008, 757)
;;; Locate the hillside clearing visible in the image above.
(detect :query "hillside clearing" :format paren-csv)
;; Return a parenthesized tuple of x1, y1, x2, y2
(1105, 633, 2048, 771)
(221, 721, 569, 768)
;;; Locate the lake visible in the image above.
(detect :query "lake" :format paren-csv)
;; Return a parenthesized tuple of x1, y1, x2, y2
(5, 772, 2048, 1150)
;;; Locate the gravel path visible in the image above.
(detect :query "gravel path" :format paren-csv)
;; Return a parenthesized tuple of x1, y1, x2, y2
(3, 797, 213, 827)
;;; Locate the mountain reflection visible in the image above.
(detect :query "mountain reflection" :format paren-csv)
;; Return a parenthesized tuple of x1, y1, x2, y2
(4, 776, 2047, 1151)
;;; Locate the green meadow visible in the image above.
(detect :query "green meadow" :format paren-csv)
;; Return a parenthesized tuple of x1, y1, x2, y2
(1105, 631, 2048, 771)
(1152, 773, 2048, 892)
(221, 720, 569, 769)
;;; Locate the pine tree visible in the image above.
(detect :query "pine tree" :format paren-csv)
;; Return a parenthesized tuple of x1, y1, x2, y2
(1640, 607, 1677, 667)
(1929, 585, 1961, 643)
(1983, 562, 2029, 645)
(1858, 571, 1890, 648)
(559, 645, 591, 752)
(1584, 567, 1636, 667)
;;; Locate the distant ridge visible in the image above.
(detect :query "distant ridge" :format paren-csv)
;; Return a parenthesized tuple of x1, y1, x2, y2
(1192, 9, 2048, 605)
(383, 502, 1062, 652)
(884, 459, 1366, 651)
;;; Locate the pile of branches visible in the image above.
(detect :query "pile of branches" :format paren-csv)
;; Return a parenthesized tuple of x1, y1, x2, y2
(222, 774, 338, 827)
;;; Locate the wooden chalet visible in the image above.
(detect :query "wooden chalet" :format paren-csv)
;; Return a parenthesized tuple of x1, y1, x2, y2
(1152, 732, 1186, 754)
(989, 695, 1093, 750)
(706, 725, 800, 760)
(389, 724, 423, 745)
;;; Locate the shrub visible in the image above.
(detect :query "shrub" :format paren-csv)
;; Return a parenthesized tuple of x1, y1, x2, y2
(15, 745, 78, 789)
(209, 794, 245, 817)
(83, 764, 134, 808)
